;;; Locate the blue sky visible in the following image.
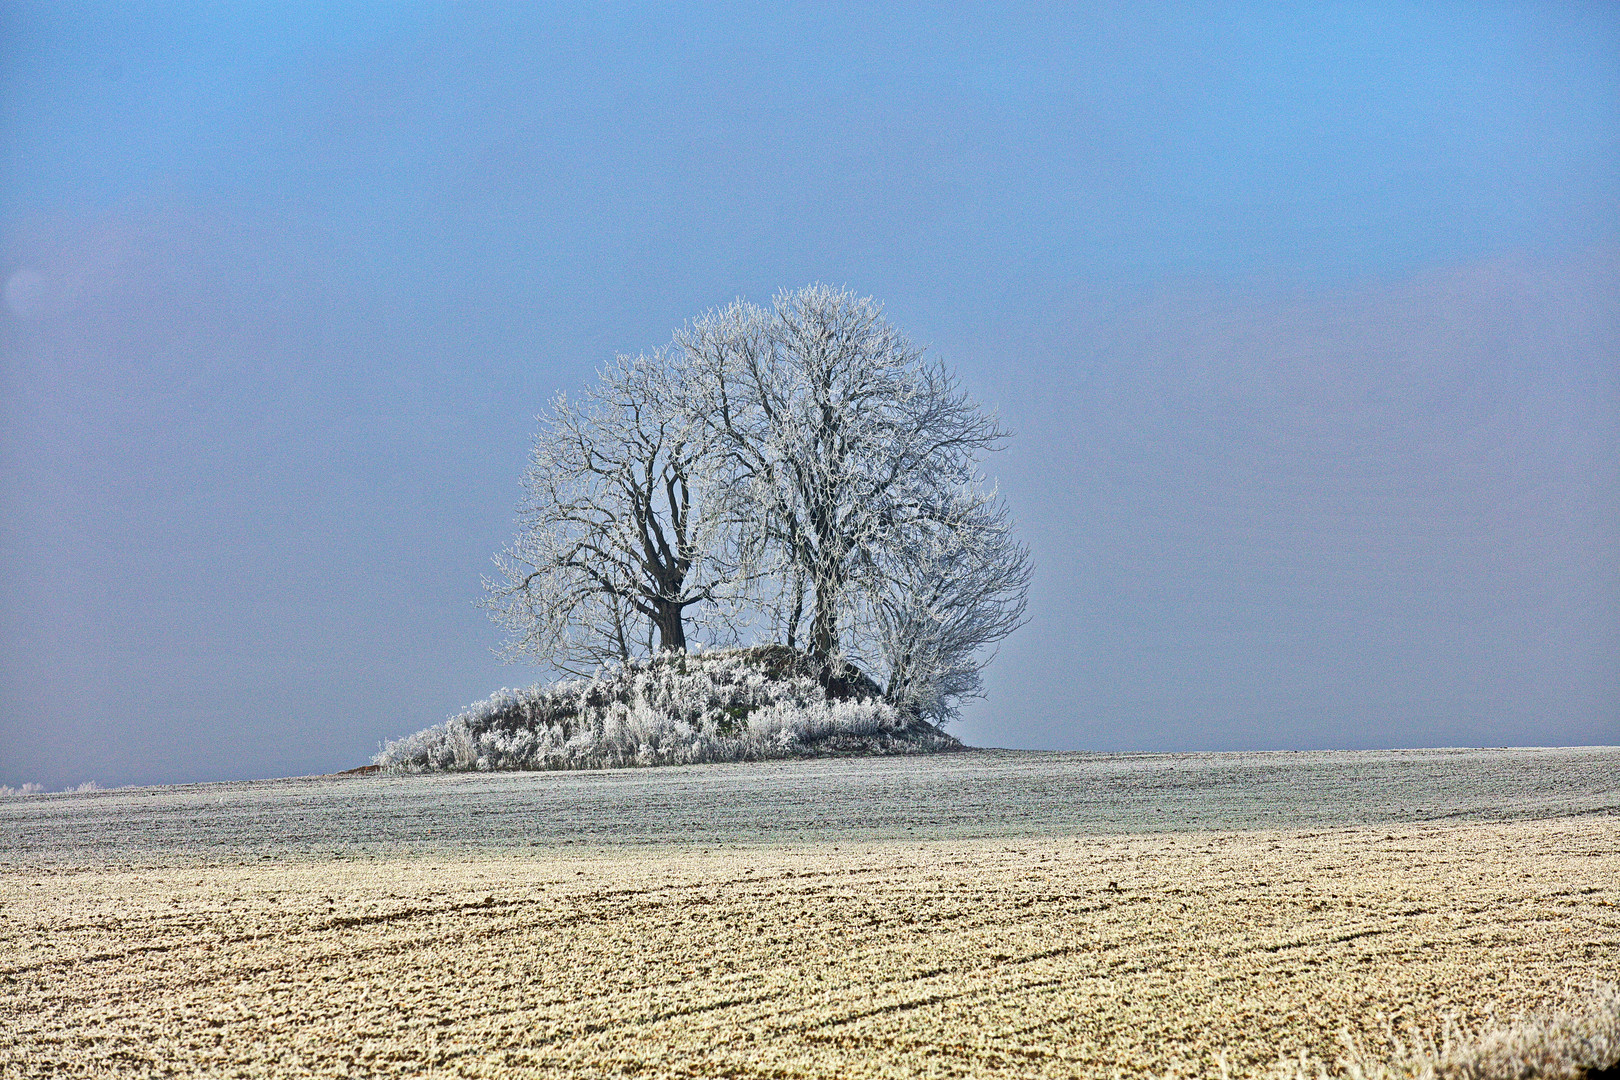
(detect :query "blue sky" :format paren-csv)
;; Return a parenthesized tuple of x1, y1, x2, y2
(2, 3, 1616, 787)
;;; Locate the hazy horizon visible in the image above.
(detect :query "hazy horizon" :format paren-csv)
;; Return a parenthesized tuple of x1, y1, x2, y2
(3, 5, 1616, 789)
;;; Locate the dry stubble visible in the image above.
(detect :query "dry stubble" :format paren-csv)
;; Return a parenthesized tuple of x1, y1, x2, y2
(2, 817, 1616, 1078)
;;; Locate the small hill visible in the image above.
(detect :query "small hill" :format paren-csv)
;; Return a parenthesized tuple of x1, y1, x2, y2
(374, 646, 963, 772)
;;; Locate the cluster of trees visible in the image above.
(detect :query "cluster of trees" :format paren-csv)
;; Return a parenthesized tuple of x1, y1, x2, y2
(484, 285, 1030, 724)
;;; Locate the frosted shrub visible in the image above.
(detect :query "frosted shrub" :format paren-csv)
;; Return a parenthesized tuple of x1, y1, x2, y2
(375, 650, 955, 773)
(0, 782, 44, 797)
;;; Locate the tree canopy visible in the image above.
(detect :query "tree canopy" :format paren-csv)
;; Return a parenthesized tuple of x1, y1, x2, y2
(484, 285, 1029, 723)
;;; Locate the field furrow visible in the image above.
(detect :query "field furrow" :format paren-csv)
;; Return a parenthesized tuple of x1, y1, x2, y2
(4, 817, 1617, 1077)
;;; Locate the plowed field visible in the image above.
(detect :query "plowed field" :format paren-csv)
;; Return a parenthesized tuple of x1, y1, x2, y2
(4, 816, 1616, 1077)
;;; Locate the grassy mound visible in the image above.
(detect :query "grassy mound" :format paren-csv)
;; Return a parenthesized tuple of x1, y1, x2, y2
(374, 646, 962, 773)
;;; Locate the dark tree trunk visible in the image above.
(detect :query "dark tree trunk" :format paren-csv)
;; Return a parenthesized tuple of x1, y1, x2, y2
(784, 569, 804, 651)
(809, 579, 838, 664)
(653, 601, 687, 655)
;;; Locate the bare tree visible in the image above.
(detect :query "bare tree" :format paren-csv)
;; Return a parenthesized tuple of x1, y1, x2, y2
(485, 285, 1029, 719)
(679, 284, 1028, 715)
(483, 351, 738, 674)
(867, 492, 1030, 723)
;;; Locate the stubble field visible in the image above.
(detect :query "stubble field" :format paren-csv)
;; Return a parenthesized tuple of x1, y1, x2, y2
(2, 748, 1617, 1078)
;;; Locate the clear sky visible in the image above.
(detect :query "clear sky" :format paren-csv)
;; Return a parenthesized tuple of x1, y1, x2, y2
(2, 3, 1616, 788)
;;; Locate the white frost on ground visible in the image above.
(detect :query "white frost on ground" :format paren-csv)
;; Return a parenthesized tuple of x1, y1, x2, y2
(5, 823, 1617, 1078)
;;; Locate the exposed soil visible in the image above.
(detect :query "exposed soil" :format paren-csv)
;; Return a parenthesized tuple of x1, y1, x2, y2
(3, 816, 1616, 1077)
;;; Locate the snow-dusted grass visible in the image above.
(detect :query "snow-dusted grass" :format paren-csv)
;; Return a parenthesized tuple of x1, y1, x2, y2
(375, 649, 956, 773)
(1256, 982, 1620, 1079)
(0, 782, 94, 797)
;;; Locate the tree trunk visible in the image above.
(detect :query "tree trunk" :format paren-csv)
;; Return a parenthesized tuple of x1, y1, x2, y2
(809, 579, 838, 663)
(784, 567, 805, 650)
(653, 602, 687, 655)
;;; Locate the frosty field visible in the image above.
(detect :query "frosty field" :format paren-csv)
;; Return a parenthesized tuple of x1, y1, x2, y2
(2, 747, 1618, 1077)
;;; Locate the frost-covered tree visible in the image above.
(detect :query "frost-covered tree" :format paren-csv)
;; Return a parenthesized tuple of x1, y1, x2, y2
(483, 351, 739, 674)
(868, 491, 1030, 723)
(678, 284, 1029, 718)
(484, 285, 1029, 722)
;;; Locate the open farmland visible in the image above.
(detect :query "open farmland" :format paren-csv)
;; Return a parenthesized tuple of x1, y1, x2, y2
(2, 748, 1617, 1077)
